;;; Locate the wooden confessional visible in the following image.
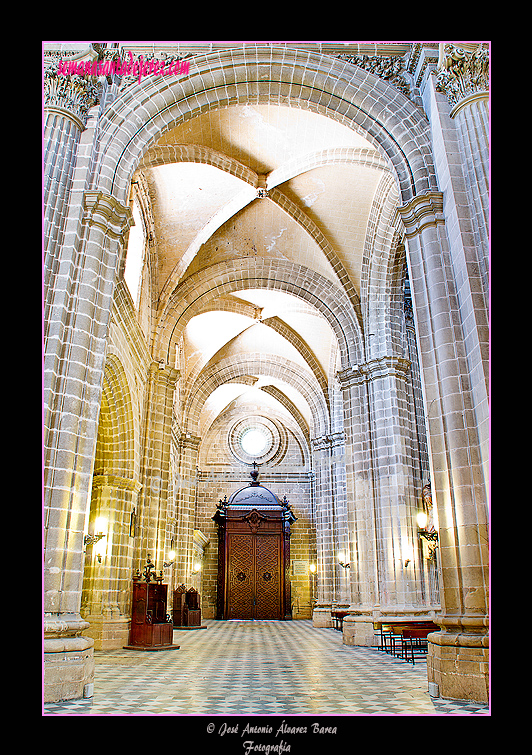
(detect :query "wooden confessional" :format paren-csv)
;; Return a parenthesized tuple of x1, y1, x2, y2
(212, 467, 296, 620)
(124, 558, 179, 651)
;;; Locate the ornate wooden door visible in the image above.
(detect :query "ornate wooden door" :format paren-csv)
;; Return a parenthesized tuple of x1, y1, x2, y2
(226, 531, 282, 619)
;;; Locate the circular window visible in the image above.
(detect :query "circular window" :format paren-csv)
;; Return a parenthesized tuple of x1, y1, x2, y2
(228, 417, 283, 465)
(240, 428, 269, 457)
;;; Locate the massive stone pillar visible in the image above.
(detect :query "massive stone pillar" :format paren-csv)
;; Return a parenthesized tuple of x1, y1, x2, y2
(43, 61, 98, 309)
(435, 43, 490, 487)
(335, 368, 377, 641)
(396, 191, 489, 703)
(136, 363, 180, 575)
(173, 431, 202, 588)
(43, 60, 133, 701)
(311, 432, 348, 627)
(340, 356, 436, 646)
(80, 475, 142, 650)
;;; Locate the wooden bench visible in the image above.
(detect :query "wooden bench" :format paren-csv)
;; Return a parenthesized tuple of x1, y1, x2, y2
(331, 610, 349, 631)
(374, 621, 438, 659)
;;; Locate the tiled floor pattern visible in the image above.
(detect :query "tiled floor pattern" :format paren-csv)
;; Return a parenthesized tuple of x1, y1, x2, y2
(43, 620, 489, 716)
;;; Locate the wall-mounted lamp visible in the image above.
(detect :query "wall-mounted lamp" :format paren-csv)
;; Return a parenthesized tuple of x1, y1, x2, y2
(163, 550, 176, 568)
(84, 517, 107, 561)
(416, 511, 439, 561)
(84, 531, 106, 546)
(191, 561, 202, 574)
(337, 551, 351, 568)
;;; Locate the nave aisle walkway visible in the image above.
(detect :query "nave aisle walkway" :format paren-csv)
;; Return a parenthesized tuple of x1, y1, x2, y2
(43, 620, 489, 716)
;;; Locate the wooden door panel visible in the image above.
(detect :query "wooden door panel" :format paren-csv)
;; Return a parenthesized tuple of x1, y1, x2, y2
(255, 534, 281, 619)
(226, 532, 282, 619)
(227, 533, 254, 619)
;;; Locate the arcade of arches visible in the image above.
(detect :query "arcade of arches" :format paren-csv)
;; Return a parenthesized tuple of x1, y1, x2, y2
(43, 42, 490, 705)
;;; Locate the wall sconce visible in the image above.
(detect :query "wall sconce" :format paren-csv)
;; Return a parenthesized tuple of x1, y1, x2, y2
(163, 550, 176, 568)
(84, 519, 106, 545)
(416, 511, 439, 561)
(337, 551, 350, 568)
(84, 517, 107, 561)
(191, 561, 202, 574)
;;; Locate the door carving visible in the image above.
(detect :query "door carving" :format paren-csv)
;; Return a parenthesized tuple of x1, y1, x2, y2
(227, 532, 281, 619)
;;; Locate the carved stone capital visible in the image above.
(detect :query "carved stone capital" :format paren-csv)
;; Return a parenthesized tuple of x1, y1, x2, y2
(336, 356, 411, 387)
(394, 191, 445, 239)
(178, 432, 201, 450)
(436, 44, 489, 112)
(311, 431, 345, 452)
(82, 191, 133, 241)
(44, 63, 100, 130)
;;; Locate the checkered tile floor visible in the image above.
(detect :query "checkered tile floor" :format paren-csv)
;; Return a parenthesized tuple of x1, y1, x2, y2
(43, 620, 489, 717)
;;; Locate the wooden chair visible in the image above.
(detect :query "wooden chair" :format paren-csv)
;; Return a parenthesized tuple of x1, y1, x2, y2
(400, 628, 431, 665)
(331, 610, 348, 631)
(183, 588, 202, 627)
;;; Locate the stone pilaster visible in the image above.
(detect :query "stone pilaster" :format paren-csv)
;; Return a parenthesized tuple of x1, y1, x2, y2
(396, 190, 489, 703)
(334, 366, 377, 642)
(80, 475, 142, 650)
(136, 363, 180, 575)
(437, 43, 490, 296)
(173, 431, 202, 587)
(43, 189, 132, 702)
(311, 432, 348, 627)
(339, 357, 435, 647)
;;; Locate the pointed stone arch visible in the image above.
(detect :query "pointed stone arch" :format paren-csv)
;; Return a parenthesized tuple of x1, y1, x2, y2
(91, 46, 437, 210)
(182, 352, 330, 438)
(153, 258, 363, 369)
(94, 353, 136, 479)
(361, 171, 406, 360)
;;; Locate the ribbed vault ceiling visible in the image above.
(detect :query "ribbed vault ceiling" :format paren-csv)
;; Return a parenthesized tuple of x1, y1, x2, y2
(130, 102, 397, 446)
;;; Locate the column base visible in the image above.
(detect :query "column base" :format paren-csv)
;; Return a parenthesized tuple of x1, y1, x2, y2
(342, 614, 377, 646)
(427, 630, 489, 704)
(44, 635, 95, 703)
(312, 606, 332, 628)
(82, 616, 131, 650)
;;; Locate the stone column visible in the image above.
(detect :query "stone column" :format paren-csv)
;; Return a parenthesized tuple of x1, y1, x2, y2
(81, 475, 142, 650)
(396, 191, 489, 703)
(340, 357, 435, 646)
(432, 44, 490, 488)
(136, 363, 180, 575)
(43, 185, 132, 701)
(173, 432, 202, 587)
(43, 62, 131, 697)
(335, 367, 378, 643)
(437, 43, 489, 284)
(311, 432, 348, 627)
(43, 62, 99, 323)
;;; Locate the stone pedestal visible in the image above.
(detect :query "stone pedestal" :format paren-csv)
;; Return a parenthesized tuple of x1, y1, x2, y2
(342, 614, 376, 647)
(312, 605, 333, 628)
(44, 616, 95, 703)
(427, 630, 489, 703)
(82, 616, 131, 651)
